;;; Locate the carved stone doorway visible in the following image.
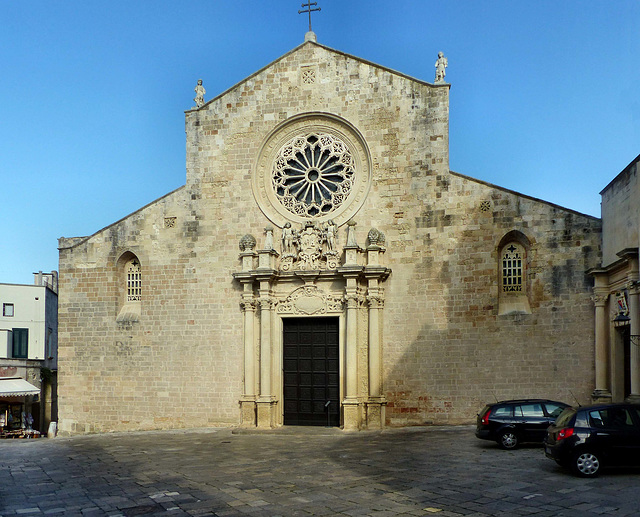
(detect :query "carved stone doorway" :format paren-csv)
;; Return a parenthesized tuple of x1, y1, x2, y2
(283, 317, 340, 426)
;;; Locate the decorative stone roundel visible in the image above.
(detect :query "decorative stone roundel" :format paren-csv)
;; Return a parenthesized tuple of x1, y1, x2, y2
(253, 113, 372, 227)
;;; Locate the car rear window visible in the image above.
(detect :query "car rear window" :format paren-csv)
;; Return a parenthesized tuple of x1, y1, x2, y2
(544, 403, 565, 418)
(554, 407, 576, 427)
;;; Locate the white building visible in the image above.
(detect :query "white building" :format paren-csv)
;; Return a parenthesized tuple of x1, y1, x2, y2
(0, 272, 58, 435)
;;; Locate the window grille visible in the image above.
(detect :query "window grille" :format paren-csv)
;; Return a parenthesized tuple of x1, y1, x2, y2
(126, 260, 142, 302)
(502, 244, 523, 292)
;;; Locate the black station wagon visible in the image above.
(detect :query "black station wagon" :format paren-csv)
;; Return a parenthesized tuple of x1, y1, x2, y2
(544, 403, 640, 477)
(476, 399, 569, 449)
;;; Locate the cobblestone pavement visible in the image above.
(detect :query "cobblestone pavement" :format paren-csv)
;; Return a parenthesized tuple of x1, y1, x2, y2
(1, 426, 639, 516)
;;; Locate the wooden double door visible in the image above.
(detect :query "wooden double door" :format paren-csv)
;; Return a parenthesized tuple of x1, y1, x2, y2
(283, 317, 340, 426)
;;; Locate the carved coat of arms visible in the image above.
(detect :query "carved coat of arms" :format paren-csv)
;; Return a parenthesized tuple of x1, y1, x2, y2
(280, 221, 340, 271)
(297, 224, 322, 270)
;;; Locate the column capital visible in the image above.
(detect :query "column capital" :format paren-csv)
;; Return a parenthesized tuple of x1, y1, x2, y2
(367, 295, 384, 308)
(240, 299, 257, 312)
(345, 294, 359, 309)
(627, 280, 640, 295)
(257, 298, 276, 311)
(592, 294, 608, 307)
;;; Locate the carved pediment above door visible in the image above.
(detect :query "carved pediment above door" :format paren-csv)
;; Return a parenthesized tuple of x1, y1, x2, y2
(277, 285, 344, 315)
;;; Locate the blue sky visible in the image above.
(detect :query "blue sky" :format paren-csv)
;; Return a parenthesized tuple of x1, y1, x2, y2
(1, 1, 639, 285)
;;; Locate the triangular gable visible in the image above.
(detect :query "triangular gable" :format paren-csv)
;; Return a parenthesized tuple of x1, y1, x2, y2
(187, 40, 447, 113)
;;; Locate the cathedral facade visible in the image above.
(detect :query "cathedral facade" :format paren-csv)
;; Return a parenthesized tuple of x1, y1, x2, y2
(57, 38, 601, 434)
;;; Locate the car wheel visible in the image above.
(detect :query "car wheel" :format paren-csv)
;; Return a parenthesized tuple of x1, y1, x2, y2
(572, 450, 601, 477)
(498, 430, 518, 450)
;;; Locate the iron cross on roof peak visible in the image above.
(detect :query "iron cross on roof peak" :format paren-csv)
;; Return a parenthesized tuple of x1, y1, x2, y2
(299, 1, 321, 32)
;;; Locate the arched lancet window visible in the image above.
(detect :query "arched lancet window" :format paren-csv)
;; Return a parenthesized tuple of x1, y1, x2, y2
(502, 243, 523, 293)
(126, 259, 142, 302)
(116, 252, 142, 324)
(498, 232, 531, 315)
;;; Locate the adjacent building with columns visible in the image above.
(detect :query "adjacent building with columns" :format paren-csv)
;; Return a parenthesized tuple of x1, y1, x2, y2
(590, 154, 640, 404)
(57, 35, 603, 435)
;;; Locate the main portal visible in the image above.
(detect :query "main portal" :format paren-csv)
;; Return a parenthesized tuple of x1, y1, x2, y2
(283, 317, 340, 426)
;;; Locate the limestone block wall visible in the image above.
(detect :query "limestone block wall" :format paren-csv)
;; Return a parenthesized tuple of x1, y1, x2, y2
(58, 187, 245, 435)
(600, 156, 639, 267)
(185, 42, 449, 203)
(381, 174, 602, 425)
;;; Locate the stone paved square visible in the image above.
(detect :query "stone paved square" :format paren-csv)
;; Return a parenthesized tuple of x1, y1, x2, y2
(1, 426, 639, 516)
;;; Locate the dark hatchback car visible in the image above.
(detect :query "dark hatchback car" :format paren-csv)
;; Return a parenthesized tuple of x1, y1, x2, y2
(544, 403, 640, 477)
(476, 399, 569, 449)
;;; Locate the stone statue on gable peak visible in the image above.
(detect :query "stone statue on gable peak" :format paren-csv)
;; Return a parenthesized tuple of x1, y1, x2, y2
(435, 52, 448, 83)
(194, 79, 206, 108)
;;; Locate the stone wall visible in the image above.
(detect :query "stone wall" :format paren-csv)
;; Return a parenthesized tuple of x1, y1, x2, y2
(600, 156, 639, 267)
(382, 173, 601, 425)
(58, 187, 244, 434)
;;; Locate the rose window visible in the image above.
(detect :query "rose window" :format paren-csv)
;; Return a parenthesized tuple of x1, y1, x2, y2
(272, 133, 355, 218)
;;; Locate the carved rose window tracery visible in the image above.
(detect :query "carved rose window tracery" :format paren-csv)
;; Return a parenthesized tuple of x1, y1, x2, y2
(272, 133, 355, 219)
(253, 114, 372, 226)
